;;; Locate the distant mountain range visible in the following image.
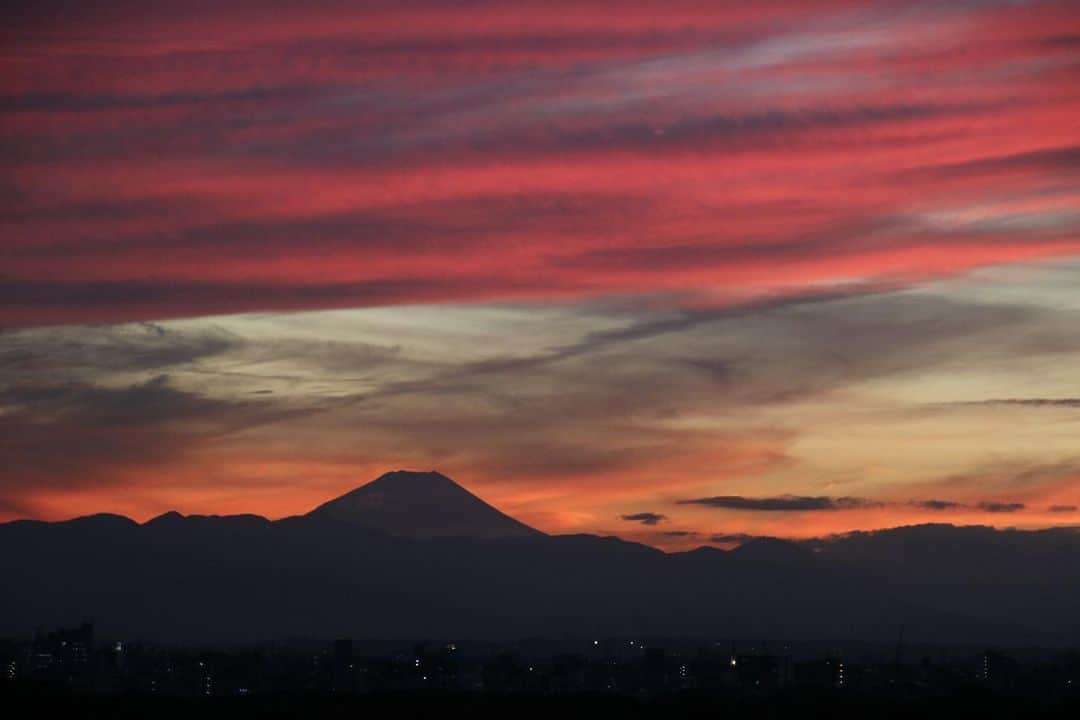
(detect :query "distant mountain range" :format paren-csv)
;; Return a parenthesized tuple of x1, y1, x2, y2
(2, 470, 1077, 646)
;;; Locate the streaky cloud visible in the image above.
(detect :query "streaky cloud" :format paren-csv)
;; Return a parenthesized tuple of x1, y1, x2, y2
(976, 501, 1026, 513)
(620, 512, 667, 526)
(912, 499, 965, 511)
(678, 495, 877, 512)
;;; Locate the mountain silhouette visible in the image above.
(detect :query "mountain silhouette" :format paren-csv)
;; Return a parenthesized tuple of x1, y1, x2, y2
(1, 471, 1078, 646)
(305, 470, 540, 539)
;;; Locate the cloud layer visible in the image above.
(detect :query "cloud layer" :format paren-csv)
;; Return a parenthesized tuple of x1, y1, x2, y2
(3, 0, 1079, 325)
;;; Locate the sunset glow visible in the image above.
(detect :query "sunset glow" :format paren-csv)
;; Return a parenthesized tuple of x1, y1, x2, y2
(2, 1, 1078, 549)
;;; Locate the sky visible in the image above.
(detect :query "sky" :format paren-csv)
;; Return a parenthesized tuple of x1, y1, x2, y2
(1, 0, 1078, 549)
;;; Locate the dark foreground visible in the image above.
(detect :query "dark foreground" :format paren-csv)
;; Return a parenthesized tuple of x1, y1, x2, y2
(3, 689, 1079, 719)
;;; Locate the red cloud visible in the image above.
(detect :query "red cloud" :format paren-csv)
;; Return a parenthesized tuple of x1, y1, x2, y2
(2, 1, 1078, 326)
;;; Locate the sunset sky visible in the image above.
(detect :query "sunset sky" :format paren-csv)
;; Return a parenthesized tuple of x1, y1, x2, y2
(2, 0, 1078, 549)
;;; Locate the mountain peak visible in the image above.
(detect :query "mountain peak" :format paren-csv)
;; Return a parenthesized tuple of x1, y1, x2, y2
(306, 470, 541, 539)
(368, 469, 459, 488)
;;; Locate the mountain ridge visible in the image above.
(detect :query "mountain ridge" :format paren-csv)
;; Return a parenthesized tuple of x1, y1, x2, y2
(2, 471, 1077, 646)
